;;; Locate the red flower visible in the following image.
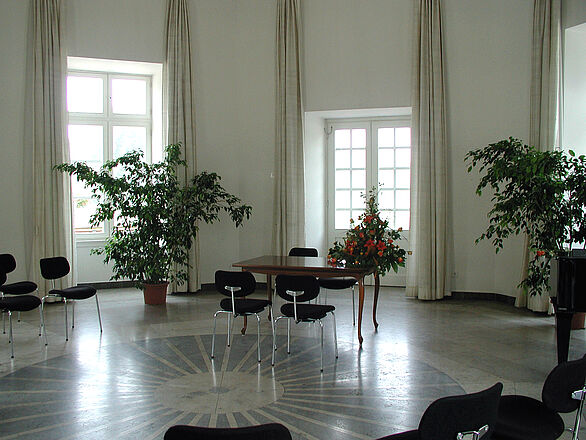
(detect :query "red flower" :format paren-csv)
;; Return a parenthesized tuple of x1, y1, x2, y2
(398, 257, 403, 263)
(378, 251, 383, 257)
(364, 239, 375, 248)
(377, 241, 386, 251)
(359, 232, 365, 238)
(536, 250, 546, 257)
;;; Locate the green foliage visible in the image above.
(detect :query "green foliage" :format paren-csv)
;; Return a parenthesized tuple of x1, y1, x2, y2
(466, 137, 586, 296)
(327, 189, 406, 276)
(55, 143, 252, 287)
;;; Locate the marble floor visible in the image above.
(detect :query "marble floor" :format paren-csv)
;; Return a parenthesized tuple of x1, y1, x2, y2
(0, 286, 584, 439)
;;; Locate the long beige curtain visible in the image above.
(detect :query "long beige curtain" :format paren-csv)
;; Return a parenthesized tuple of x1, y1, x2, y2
(406, 0, 449, 301)
(164, 0, 199, 293)
(516, 0, 560, 312)
(273, 0, 305, 255)
(24, 0, 73, 291)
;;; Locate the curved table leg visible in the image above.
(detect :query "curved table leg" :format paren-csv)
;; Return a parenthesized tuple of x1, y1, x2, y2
(357, 278, 365, 346)
(373, 271, 380, 330)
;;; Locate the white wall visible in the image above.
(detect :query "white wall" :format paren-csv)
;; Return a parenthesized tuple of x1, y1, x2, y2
(563, 23, 586, 156)
(1, 0, 536, 297)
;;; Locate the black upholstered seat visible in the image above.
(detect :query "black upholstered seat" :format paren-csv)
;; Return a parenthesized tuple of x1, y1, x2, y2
(0, 254, 38, 297)
(377, 382, 503, 440)
(211, 270, 273, 363)
(0, 271, 47, 358)
(40, 256, 102, 341)
(272, 275, 337, 371)
(491, 354, 586, 440)
(164, 423, 292, 440)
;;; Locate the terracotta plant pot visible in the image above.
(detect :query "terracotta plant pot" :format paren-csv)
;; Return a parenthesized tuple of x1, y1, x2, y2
(143, 282, 168, 305)
(571, 312, 586, 330)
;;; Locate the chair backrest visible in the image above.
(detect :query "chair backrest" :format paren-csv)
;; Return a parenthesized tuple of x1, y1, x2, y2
(418, 382, 503, 440)
(0, 271, 6, 286)
(40, 257, 70, 280)
(0, 254, 16, 275)
(215, 270, 256, 298)
(275, 275, 320, 303)
(164, 423, 292, 440)
(542, 353, 586, 413)
(288, 247, 318, 257)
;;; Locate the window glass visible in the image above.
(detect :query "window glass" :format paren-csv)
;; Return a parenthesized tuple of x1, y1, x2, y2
(111, 78, 147, 115)
(67, 76, 103, 113)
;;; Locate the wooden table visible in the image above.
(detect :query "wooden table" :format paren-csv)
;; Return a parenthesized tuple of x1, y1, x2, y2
(233, 255, 379, 346)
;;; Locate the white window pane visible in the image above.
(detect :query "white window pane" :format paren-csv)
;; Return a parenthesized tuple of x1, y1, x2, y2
(113, 126, 147, 159)
(68, 125, 103, 164)
(396, 169, 410, 189)
(71, 178, 93, 198)
(335, 210, 351, 230)
(67, 76, 103, 113)
(335, 170, 351, 189)
(378, 128, 395, 148)
(379, 169, 395, 188)
(111, 78, 147, 114)
(379, 190, 394, 210)
(73, 197, 103, 234)
(396, 190, 410, 209)
(335, 190, 350, 209)
(396, 211, 410, 230)
(352, 149, 366, 168)
(335, 150, 350, 169)
(351, 129, 366, 148)
(335, 129, 350, 149)
(352, 210, 365, 222)
(352, 190, 365, 209)
(396, 148, 411, 167)
(352, 170, 366, 188)
(395, 127, 411, 147)
(379, 148, 394, 168)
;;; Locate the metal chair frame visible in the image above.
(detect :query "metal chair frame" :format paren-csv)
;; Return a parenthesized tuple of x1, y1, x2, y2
(569, 386, 586, 440)
(272, 287, 338, 372)
(1, 304, 47, 358)
(457, 424, 489, 440)
(211, 284, 274, 363)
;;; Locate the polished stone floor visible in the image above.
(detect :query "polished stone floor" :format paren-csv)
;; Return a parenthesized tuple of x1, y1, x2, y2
(0, 286, 584, 439)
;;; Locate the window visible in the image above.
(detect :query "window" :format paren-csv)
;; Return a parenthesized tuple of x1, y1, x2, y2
(66, 57, 162, 237)
(328, 118, 411, 234)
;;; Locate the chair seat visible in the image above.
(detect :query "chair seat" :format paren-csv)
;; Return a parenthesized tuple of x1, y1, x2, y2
(220, 298, 270, 315)
(376, 429, 418, 440)
(0, 281, 37, 295)
(318, 277, 357, 290)
(493, 395, 565, 440)
(49, 285, 97, 300)
(280, 303, 335, 321)
(0, 295, 41, 312)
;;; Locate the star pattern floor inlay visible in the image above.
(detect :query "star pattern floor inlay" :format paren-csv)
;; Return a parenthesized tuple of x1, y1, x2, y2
(0, 333, 463, 439)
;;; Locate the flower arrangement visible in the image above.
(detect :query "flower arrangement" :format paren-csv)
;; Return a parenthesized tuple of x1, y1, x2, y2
(327, 189, 407, 276)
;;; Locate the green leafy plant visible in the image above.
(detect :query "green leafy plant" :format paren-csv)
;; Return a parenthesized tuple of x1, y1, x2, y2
(466, 137, 586, 296)
(56, 143, 252, 287)
(327, 189, 406, 276)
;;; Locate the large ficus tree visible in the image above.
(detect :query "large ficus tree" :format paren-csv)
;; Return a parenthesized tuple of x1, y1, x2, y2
(56, 143, 252, 287)
(466, 137, 586, 296)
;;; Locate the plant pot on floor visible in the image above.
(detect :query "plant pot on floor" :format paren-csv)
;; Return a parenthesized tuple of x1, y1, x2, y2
(143, 283, 168, 305)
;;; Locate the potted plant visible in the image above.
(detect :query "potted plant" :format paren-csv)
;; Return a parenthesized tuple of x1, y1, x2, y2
(56, 143, 252, 304)
(327, 188, 407, 276)
(466, 137, 586, 299)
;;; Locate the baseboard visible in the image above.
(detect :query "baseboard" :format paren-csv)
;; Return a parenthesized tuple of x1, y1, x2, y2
(449, 291, 516, 305)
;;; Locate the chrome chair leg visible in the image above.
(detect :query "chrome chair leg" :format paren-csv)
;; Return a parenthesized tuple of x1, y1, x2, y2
(571, 387, 586, 440)
(71, 300, 75, 329)
(39, 305, 48, 346)
(255, 313, 261, 362)
(351, 285, 356, 326)
(95, 294, 103, 332)
(8, 311, 14, 359)
(64, 298, 69, 341)
(17, 311, 21, 323)
(318, 319, 324, 372)
(211, 311, 220, 359)
(331, 311, 338, 358)
(227, 312, 233, 347)
(287, 318, 291, 354)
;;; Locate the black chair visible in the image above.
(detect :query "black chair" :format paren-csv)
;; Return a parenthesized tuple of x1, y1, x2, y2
(377, 382, 503, 440)
(491, 354, 586, 440)
(212, 270, 273, 363)
(288, 247, 318, 257)
(164, 423, 292, 440)
(0, 253, 39, 330)
(272, 274, 337, 372)
(0, 271, 47, 358)
(39, 256, 102, 341)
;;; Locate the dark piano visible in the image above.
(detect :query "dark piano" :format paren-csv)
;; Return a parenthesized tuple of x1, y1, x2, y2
(550, 252, 586, 364)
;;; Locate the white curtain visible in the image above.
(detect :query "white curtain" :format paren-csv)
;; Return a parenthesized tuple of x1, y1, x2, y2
(516, 0, 560, 312)
(164, 0, 199, 293)
(406, 0, 449, 301)
(273, 0, 305, 255)
(24, 0, 74, 292)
